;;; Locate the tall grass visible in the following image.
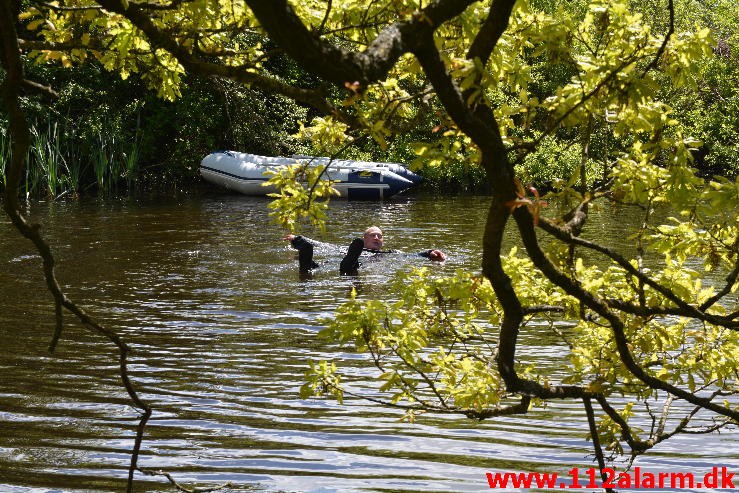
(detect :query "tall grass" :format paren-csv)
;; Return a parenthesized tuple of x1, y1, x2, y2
(25, 145, 42, 200)
(63, 136, 85, 197)
(90, 124, 141, 196)
(30, 121, 69, 199)
(122, 141, 141, 192)
(92, 131, 115, 195)
(122, 111, 142, 193)
(2, 118, 144, 200)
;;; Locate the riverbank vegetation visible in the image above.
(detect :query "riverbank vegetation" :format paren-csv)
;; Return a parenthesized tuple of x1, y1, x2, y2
(1, 0, 738, 199)
(1, 0, 738, 492)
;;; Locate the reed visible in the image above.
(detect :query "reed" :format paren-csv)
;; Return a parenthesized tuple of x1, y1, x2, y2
(30, 121, 69, 199)
(65, 144, 84, 197)
(124, 112, 142, 193)
(122, 141, 141, 192)
(5, 116, 148, 199)
(90, 124, 144, 195)
(24, 145, 42, 200)
(92, 130, 115, 195)
(55, 119, 84, 198)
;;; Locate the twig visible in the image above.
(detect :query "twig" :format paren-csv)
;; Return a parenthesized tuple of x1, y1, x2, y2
(138, 469, 235, 493)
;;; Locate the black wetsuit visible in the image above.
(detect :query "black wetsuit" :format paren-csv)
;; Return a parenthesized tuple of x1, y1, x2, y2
(289, 235, 439, 274)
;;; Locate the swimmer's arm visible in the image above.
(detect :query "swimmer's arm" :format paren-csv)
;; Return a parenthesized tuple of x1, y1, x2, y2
(283, 234, 319, 270)
(419, 249, 447, 261)
(340, 237, 364, 275)
(283, 234, 315, 248)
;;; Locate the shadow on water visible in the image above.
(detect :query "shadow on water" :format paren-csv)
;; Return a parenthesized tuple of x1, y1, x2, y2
(0, 193, 736, 492)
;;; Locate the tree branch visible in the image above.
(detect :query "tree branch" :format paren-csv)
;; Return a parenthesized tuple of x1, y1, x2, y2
(244, 0, 477, 86)
(515, 207, 739, 422)
(1, 5, 151, 491)
(640, 0, 674, 77)
(595, 394, 651, 454)
(537, 217, 739, 329)
(138, 468, 234, 492)
(700, 239, 739, 311)
(91, 0, 357, 124)
(466, 0, 517, 66)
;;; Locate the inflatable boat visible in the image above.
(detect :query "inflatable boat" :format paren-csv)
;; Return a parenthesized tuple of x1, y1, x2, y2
(199, 151, 422, 199)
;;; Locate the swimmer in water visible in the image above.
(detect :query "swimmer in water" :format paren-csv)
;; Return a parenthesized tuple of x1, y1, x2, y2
(284, 225, 446, 275)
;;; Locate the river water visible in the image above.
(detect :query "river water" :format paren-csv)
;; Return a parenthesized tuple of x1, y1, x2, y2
(0, 193, 736, 492)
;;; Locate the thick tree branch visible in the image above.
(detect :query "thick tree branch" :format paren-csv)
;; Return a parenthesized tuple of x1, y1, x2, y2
(515, 208, 739, 422)
(595, 395, 651, 454)
(384, 0, 590, 402)
(522, 305, 565, 315)
(413, 31, 496, 150)
(244, 0, 517, 195)
(538, 217, 739, 329)
(244, 0, 477, 86)
(466, 0, 517, 66)
(478, 200, 591, 400)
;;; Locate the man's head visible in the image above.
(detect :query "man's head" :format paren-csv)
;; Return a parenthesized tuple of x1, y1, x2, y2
(363, 226, 384, 250)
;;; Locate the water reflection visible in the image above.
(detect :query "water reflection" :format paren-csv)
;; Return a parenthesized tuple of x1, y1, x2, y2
(0, 193, 736, 492)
